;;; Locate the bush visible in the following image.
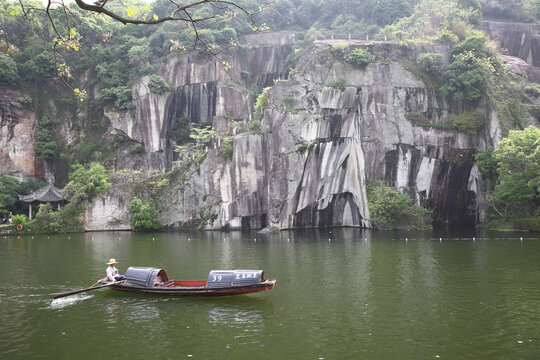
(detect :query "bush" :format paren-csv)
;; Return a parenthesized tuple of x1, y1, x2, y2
(32, 203, 60, 233)
(418, 53, 444, 76)
(451, 34, 493, 58)
(220, 143, 233, 160)
(63, 162, 112, 208)
(440, 35, 500, 104)
(327, 78, 347, 91)
(330, 44, 372, 68)
(345, 48, 372, 67)
(367, 183, 432, 230)
(34, 130, 58, 160)
(18, 96, 32, 105)
(130, 198, 163, 231)
(254, 87, 270, 114)
(249, 120, 261, 132)
(436, 30, 459, 44)
(329, 43, 349, 58)
(34, 117, 59, 161)
(475, 147, 498, 185)
(491, 126, 540, 214)
(282, 48, 303, 73)
(128, 144, 144, 154)
(449, 111, 485, 134)
(372, 0, 412, 26)
(11, 214, 32, 232)
(100, 86, 133, 110)
(147, 75, 172, 95)
(169, 116, 191, 144)
(513, 217, 540, 232)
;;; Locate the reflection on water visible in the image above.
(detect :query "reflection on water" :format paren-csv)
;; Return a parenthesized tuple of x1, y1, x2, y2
(121, 298, 162, 324)
(1, 229, 540, 359)
(208, 304, 265, 346)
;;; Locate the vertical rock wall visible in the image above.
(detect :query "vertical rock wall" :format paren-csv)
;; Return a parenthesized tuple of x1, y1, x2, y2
(89, 37, 514, 230)
(482, 21, 540, 67)
(0, 88, 44, 180)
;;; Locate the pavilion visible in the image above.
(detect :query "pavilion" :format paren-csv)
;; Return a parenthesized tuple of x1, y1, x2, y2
(18, 183, 66, 220)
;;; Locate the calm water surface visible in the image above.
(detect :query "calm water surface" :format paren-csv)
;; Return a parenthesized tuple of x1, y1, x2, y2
(1, 229, 539, 359)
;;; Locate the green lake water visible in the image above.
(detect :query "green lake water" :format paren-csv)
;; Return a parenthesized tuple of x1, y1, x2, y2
(1, 229, 539, 359)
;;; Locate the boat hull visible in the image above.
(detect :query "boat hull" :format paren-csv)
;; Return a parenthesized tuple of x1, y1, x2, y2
(107, 280, 276, 296)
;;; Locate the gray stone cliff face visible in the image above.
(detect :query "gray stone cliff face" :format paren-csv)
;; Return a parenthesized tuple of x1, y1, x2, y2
(482, 21, 540, 67)
(109, 31, 294, 173)
(86, 36, 528, 230)
(3, 30, 535, 231)
(0, 88, 45, 181)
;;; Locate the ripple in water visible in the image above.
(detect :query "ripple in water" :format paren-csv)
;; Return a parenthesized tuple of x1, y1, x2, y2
(49, 294, 94, 309)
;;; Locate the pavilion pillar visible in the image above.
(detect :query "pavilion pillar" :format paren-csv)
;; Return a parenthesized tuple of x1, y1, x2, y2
(28, 203, 32, 220)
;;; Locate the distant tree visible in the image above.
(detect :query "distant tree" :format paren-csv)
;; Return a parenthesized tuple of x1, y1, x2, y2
(372, 0, 412, 26)
(0, 54, 19, 85)
(480, 0, 539, 21)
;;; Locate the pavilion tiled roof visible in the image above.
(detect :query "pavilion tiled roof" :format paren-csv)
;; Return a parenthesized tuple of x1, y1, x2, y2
(18, 183, 65, 203)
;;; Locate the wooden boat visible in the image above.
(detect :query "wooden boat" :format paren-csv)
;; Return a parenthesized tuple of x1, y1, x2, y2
(100, 266, 276, 296)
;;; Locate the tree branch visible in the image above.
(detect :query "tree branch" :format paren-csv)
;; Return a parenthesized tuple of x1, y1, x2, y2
(71, 0, 264, 26)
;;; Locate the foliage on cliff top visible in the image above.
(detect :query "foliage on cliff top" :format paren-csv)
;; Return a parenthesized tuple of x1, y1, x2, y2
(441, 33, 502, 104)
(330, 43, 372, 68)
(147, 75, 172, 95)
(376, 0, 482, 42)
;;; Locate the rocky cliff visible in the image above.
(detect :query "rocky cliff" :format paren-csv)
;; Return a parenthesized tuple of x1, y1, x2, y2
(482, 21, 540, 67)
(0, 88, 45, 181)
(3, 27, 535, 231)
(85, 31, 539, 231)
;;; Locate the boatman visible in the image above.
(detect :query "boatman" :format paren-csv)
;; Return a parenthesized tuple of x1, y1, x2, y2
(106, 258, 126, 281)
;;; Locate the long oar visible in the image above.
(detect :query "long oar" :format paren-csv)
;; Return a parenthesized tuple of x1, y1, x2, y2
(53, 281, 119, 299)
